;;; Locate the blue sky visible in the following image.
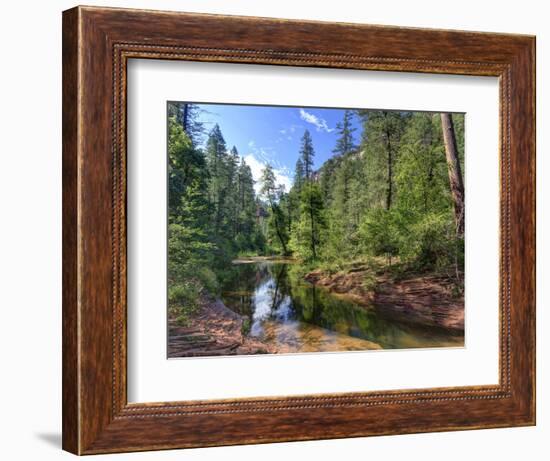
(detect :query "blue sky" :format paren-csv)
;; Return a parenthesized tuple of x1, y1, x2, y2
(193, 103, 362, 192)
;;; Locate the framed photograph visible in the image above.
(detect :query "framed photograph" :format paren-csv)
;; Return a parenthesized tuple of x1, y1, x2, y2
(62, 6, 535, 455)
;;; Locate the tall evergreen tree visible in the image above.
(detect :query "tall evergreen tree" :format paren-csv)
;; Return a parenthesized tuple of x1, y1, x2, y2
(224, 146, 241, 238)
(167, 116, 208, 217)
(167, 102, 204, 145)
(167, 116, 214, 294)
(294, 158, 305, 192)
(358, 110, 408, 210)
(290, 182, 325, 261)
(333, 110, 356, 156)
(299, 130, 315, 180)
(394, 112, 448, 214)
(205, 124, 229, 237)
(260, 164, 289, 254)
(235, 157, 257, 249)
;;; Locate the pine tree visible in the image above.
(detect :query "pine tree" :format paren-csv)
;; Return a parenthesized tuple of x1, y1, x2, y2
(205, 124, 229, 237)
(235, 157, 257, 250)
(167, 116, 208, 217)
(290, 182, 325, 261)
(260, 164, 289, 255)
(299, 130, 315, 180)
(333, 110, 356, 156)
(167, 116, 215, 298)
(394, 112, 448, 214)
(167, 102, 204, 145)
(294, 158, 305, 192)
(224, 146, 240, 239)
(358, 110, 408, 210)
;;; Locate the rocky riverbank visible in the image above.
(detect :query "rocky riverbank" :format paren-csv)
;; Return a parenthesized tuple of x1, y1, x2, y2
(168, 292, 383, 358)
(168, 295, 274, 358)
(305, 269, 464, 331)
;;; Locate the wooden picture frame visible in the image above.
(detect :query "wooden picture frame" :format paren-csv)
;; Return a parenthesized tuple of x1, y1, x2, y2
(62, 5, 536, 455)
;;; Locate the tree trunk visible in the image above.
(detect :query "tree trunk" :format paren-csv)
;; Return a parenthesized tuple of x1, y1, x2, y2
(268, 198, 288, 255)
(386, 138, 393, 211)
(440, 113, 465, 236)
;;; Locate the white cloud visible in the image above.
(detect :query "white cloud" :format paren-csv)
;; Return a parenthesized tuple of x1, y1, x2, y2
(299, 109, 334, 133)
(243, 154, 292, 194)
(279, 124, 300, 137)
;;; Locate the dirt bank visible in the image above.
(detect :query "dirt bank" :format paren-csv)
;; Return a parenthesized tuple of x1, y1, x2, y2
(168, 296, 274, 358)
(305, 269, 464, 331)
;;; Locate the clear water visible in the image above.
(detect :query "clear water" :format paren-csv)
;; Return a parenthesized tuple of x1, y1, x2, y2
(220, 260, 464, 353)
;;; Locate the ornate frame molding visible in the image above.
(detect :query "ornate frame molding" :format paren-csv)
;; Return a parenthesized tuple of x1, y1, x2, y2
(63, 6, 535, 454)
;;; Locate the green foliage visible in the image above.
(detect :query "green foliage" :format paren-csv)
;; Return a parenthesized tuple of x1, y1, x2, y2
(167, 117, 216, 305)
(299, 129, 315, 180)
(167, 104, 465, 326)
(358, 110, 409, 210)
(167, 102, 204, 145)
(333, 109, 357, 156)
(168, 282, 201, 326)
(167, 117, 267, 323)
(358, 208, 462, 273)
(310, 110, 463, 277)
(289, 182, 325, 261)
(406, 212, 464, 272)
(168, 117, 208, 216)
(359, 208, 401, 262)
(260, 164, 290, 254)
(394, 113, 450, 213)
(241, 317, 251, 336)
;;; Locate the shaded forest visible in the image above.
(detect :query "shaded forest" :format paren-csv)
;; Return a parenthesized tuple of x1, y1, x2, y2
(167, 102, 465, 326)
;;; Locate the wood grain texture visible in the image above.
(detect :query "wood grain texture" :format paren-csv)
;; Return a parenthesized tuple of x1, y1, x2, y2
(62, 7, 79, 454)
(62, 5, 536, 455)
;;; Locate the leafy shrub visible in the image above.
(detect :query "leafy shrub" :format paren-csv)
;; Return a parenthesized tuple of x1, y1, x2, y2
(241, 318, 251, 336)
(359, 208, 463, 273)
(168, 282, 201, 326)
(359, 209, 401, 263)
(195, 266, 219, 294)
(407, 212, 462, 271)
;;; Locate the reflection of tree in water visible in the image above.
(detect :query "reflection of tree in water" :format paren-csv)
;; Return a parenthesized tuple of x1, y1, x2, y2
(221, 262, 462, 349)
(266, 264, 292, 320)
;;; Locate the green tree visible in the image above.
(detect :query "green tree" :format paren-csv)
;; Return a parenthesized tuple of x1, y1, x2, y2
(235, 156, 258, 251)
(299, 130, 315, 180)
(167, 102, 203, 145)
(294, 158, 305, 192)
(167, 117, 216, 322)
(205, 124, 230, 238)
(260, 164, 289, 255)
(394, 113, 449, 214)
(333, 110, 356, 156)
(290, 182, 325, 261)
(358, 110, 408, 210)
(168, 116, 208, 218)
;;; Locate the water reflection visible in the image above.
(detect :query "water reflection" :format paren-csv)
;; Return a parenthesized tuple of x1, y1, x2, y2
(220, 261, 463, 353)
